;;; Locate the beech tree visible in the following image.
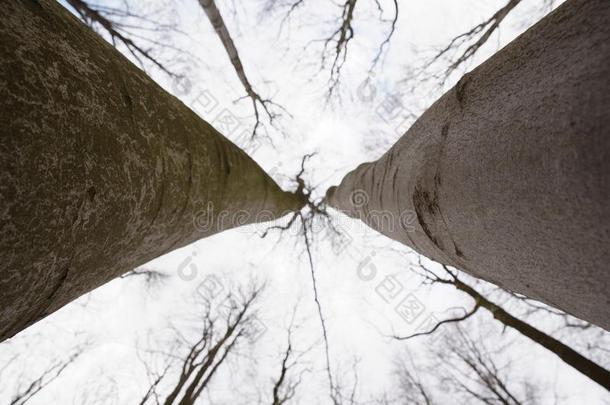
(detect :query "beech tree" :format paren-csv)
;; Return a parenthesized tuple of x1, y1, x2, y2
(0, 0, 306, 342)
(326, 0, 610, 330)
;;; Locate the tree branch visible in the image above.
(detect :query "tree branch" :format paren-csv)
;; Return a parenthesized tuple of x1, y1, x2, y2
(198, 0, 289, 140)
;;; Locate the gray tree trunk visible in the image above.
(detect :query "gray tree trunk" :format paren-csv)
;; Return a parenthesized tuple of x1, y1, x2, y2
(198, 0, 254, 96)
(327, 0, 610, 329)
(0, 0, 303, 341)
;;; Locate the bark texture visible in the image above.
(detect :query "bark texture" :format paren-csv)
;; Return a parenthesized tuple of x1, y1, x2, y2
(327, 0, 610, 329)
(0, 0, 303, 341)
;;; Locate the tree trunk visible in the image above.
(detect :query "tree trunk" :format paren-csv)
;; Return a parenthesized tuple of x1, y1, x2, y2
(453, 279, 610, 391)
(0, 0, 303, 341)
(198, 0, 255, 95)
(326, 0, 610, 329)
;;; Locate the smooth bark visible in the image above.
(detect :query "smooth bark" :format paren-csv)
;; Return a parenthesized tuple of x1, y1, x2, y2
(0, 0, 303, 341)
(327, 0, 610, 329)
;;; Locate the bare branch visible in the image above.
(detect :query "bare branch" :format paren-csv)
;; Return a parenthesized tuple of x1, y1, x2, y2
(400, 263, 610, 390)
(198, 0, 289, 140)
(320, 0, 357, 99)
(369, 0, 399, 73)
(430, 0, 521, 82)
(393, 304, 480, 341)
(395, 325, 539, 405)
(121, 267, 169, 288)
(301, 214, 340, 404)
(65, 0, 181, 77)
(10, 349, 83, 405)
(444, 0, 519, 75)
(401, 0, 523, 91)
(136, 281, 265, 404)
(393, 352, 435, 405)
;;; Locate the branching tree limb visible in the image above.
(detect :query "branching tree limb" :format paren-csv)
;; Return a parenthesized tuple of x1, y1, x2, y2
(437, 325, 533, 404)
(369, 0, 399, 72)
(198, 0, 288, 139)
(321, 0, 358, 98)
(137, 363, 171, 405)
(393, 353, 435, 405)
(65, 0, 181, 77)
(10, 349, 83, 405)
(270, 326, 310, 405)
(271, 340, 295, 405)
(121, 267, 169, 288)
(264, 0, 398, 98)
(260, 153, 338, 239)
(493, 287, 598, 335)
(427, 0, 522, 82)
(260, 154, 346, 404)
(260, 0, 306, 34)
(394, 262, 610, 391)
(394, 303, 480, 341)
(395, 324, 546, 405)
(137, 281, 264, 405)
(302, 216, 340, 405)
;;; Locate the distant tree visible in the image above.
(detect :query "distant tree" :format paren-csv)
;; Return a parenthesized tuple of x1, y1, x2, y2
(268, 324, 310, 405)
(137, 281, 265, 404)
(395, 324, 543, 405)
(4, 348, 83, 405)
(393, 262, 610, 390)
(198, 0, 287, 139)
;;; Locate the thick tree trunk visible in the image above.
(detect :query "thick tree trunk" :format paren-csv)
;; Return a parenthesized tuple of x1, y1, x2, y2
(0, 0, 303, 341)
(452, 279, 610, 391)
(327, 0, 610, 329)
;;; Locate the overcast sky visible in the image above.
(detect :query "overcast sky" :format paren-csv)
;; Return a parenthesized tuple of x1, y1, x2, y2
(2, 0, 609, 403)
